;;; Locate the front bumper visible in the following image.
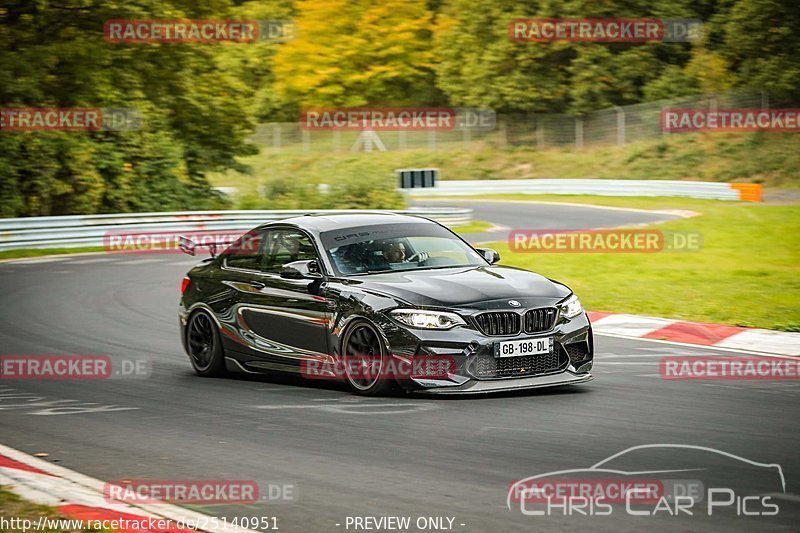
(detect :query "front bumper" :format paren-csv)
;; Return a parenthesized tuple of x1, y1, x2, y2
(382, 310, 594, 394)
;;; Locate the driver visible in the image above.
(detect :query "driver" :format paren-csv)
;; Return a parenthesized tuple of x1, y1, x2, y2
(382, 241, 407, 262)
(381, 240, 428, 264)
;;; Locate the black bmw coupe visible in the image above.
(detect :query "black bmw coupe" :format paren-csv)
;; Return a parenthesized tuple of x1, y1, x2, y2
(178, 213, 593, 395)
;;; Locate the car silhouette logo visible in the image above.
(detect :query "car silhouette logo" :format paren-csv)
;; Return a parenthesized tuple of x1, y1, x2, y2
(509, 300, 521, 307)
(506, 444, 787, 512)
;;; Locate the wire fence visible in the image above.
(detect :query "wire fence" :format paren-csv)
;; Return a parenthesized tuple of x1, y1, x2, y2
(249, 89, 768, 153)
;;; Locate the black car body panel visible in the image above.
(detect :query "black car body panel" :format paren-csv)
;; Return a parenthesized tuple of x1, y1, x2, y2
(179, 213, 594, 394)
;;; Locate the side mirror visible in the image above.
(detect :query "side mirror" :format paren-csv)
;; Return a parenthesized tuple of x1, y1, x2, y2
(280, 259, 323, 279)
(475, 247, 500, 264)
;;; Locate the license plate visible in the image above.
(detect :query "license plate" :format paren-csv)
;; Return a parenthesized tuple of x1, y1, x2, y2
(496, 337, 552, 358)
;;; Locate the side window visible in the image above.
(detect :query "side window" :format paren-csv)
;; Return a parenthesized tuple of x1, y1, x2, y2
(263, 230, 319, 274)
(223, 229, 267, 271)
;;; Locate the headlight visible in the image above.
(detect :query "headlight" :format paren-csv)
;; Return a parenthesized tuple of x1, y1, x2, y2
(560, 294, 583, 319)
(389, 309, 466, 330)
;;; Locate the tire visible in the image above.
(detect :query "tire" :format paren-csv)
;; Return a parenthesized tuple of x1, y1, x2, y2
(340, 319, 394, 396)
(186, 310, 227, 377)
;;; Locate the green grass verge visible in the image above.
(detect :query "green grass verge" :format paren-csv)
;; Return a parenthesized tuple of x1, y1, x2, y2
(0, 247, 106, 261)
(472, 196, 799, 331)
(448, 219, 494, 234)
(211, 131, 800, 199)
(0, 487, 104, 532)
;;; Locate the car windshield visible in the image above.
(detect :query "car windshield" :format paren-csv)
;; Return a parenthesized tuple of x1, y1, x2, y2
(320, 222, 486, 276)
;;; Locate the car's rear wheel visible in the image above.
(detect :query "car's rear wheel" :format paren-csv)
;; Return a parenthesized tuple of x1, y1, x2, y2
(187, 310, 226, 377)
(341, 320, 393, 396)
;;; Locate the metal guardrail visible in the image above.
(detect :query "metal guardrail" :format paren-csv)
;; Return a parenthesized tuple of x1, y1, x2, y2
(0, 208, 473, 251)
(404, 179, 760, 201)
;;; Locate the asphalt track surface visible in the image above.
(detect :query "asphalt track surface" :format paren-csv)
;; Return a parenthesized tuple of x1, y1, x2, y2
(1, 202, 798, 532)
(410, 198, 685, 242)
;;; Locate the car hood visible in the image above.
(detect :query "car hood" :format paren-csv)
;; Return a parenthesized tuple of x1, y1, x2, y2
(351, 265, 571, 308)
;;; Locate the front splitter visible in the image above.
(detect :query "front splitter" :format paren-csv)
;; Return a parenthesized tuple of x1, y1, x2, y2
(413, 371, 594, 395)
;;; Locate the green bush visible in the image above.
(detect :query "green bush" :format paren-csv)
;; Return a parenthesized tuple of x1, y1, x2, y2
(236, 162, 406, 211)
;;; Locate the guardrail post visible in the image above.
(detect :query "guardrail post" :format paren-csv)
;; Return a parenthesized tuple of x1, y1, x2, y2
(536, 116, 544, 149)
(498, 117, 508, 147)
(575, 117, 583, 150)
(272, 124, 281, 149)
(614, 106, 625, 146)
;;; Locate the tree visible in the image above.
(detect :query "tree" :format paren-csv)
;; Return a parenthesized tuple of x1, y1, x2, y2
(272, 0, 439, 109)
(434, 0, 573, 113)
(433, 0, 704, 114)
(719, 0, 800, 105)
(0, 0, 256, 216)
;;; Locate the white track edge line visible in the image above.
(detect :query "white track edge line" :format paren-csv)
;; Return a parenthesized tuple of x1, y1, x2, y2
(595, 332, 800, 359)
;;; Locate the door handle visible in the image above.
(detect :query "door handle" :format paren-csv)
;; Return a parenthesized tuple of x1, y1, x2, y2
(249, 281, 266, 290)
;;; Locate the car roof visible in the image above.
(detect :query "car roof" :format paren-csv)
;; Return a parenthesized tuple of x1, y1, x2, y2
(263, 212, 435, 233)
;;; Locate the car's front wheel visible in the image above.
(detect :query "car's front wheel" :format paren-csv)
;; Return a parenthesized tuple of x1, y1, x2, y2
(341, 319, 394, 396)
(186, 309, 226, 377)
